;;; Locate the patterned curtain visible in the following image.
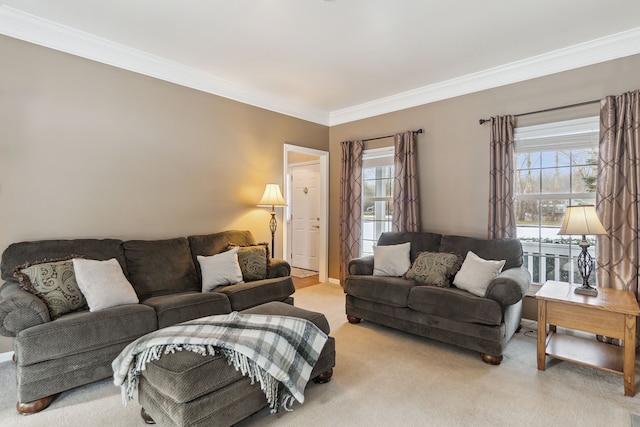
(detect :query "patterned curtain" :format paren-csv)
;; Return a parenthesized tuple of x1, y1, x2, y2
(392, 131, 421, 232)
(596, 90, 640, 298)
(488, 115, 517, 239)
(339, 140, 364, 284)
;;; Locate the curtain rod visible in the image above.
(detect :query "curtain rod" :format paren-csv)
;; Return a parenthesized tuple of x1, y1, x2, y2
(362, 128, 423, 142)
(478, 99, 600, 125)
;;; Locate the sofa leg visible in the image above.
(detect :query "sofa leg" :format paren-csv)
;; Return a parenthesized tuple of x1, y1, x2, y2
(312, 368, 333, 384)
(481, 353, 503, 365)
(141, 407, 156, 424)
(16, 395, 55, 414)
(347, 315, 361, 324)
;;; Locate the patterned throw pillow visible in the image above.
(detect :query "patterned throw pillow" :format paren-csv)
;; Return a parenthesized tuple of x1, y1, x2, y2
(228, 243, 270, 282)
(405, 252, 461, 287)
(14, 257, 87, 319)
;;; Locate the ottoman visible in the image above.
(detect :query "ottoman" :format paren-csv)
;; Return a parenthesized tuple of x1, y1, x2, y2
(137, 302, 336, 426)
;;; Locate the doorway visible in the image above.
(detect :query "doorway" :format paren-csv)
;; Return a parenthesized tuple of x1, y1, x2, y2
(290, 162, 320, 271)
(283, 144, 329, 283)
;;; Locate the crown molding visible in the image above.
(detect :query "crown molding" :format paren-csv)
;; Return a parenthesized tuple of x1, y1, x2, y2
(329, 27, 640, 126)
(2, 6, 639, 128)
(0, 6, 330, 125)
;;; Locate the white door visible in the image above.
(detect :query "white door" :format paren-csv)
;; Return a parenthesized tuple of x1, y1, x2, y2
(290, 163, 320, 271)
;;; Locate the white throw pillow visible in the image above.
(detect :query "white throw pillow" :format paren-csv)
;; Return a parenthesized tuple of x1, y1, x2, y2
(373, 242, 411, 277)
(198, 247, 244, 292)
(72, 258, 139, 312)
(453, 251, 506, 297)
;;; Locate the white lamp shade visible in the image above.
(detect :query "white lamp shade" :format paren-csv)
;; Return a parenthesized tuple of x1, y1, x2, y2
(257, 184, 287, 208)
(557, 205, 607, 236)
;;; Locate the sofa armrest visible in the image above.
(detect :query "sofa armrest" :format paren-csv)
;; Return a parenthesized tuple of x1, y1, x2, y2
(0, 281, 50, 337)
(485, 266, 532, 306)
(268, 258, 291, 278)
(348, 255, 374, 276)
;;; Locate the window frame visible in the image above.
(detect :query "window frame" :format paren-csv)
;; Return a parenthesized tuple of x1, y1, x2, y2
(514, 116, 600, 285)
(361, 146, 395, 256)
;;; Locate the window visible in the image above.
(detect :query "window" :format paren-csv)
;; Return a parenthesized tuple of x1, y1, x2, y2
(514, 117, 599, 285)
(361, 147, 394, 255)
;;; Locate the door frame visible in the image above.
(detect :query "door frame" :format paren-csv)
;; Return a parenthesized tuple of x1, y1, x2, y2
(283, 144, 329, 283)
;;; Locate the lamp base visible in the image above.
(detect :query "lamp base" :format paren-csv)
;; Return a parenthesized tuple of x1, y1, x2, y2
(574, 285, 598, 296)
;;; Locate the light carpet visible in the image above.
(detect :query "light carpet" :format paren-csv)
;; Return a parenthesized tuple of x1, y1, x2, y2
(1, 282, 639, 426)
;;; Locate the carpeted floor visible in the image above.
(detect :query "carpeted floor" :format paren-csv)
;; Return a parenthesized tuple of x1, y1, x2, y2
(2, 282, 640, 426)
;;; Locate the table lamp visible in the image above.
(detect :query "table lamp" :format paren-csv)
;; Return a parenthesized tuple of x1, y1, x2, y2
(258, 184, 287, 258)
(557, 205, 607, 296)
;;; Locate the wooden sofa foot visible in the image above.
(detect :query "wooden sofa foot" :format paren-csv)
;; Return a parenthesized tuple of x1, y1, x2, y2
(481, 353, 503, 365)
(141, 407, 156, 424)
(16, 395, 55, 414)
(312, 368, 333, 384)
(347, 315, 361, 324)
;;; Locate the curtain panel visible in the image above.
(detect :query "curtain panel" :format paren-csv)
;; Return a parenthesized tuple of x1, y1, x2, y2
(596, 90, 640, 298)
(339, 140, 364, 284)
(488, 115, 517, 239)
(392, 131, 421, 232)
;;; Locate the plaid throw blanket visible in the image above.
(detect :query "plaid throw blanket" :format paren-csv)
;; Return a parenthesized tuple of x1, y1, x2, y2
(112, 312, 328, 412)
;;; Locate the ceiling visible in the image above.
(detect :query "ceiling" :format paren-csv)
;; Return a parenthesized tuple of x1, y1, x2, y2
(1, 1, 640, 125)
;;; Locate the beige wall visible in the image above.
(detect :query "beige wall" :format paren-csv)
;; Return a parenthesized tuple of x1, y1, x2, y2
(0, 36, 328, 352)
(328, 54, 640, 280)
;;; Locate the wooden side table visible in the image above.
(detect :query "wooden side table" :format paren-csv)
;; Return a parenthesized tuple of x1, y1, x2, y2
(536, 280, 640, 396)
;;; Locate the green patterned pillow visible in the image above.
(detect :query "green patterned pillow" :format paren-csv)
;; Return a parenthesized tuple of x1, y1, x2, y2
(228, 243, 270, 282)
(405, 252, 461, 287)
(14, 257, 87, 319)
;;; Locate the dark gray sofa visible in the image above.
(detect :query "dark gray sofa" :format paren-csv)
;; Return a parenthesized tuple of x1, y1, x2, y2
(0, 230, 294, 413)
(344, 232, 531, 364)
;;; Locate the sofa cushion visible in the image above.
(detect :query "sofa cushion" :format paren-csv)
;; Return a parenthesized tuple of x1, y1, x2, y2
(143, 292, 231, 329)
(73, 258, 139, 312)
(123, 238, 199, 300)
(373, 242, 411, 277)
(1, 239, 126, 282)
(14, 258, 87, 319)
(197, 249, 244, 292)
(188, 231, 256, 279)
(15, 303, 157, 366)
(452, 251, 506, 297)
(407, 286, 503, 326)
(217, 277, 295, 311)
(343, 275, 416, 307)
(229, 243, 270, 281)
(438, 235, 523, 270)
(377, 232, 443, 263)
(405, 252, 460, 287)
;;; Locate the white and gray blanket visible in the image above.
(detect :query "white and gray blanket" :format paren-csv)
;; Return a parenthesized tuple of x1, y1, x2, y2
(112, 311, 328, 413)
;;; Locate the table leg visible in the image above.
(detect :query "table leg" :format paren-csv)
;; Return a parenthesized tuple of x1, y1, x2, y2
(623, 314, 636, 396)
(537, 300, 547, 370)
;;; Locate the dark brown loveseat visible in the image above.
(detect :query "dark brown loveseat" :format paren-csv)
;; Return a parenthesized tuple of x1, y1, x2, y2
(0, 230, 294, 413)
(344, 232, 531, 364)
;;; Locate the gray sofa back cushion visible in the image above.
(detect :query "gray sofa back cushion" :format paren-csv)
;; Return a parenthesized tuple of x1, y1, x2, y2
(377, 232, 442, 262)
(188, 230, 256, 280)
(123, 237, 199, 300)
(438, 235, 523, 270)
(1, 239, 126, 282)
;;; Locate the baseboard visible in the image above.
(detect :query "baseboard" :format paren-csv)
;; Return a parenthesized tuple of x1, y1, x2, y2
(328, 277, 341, 285)
(0, 351, 14, 363)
